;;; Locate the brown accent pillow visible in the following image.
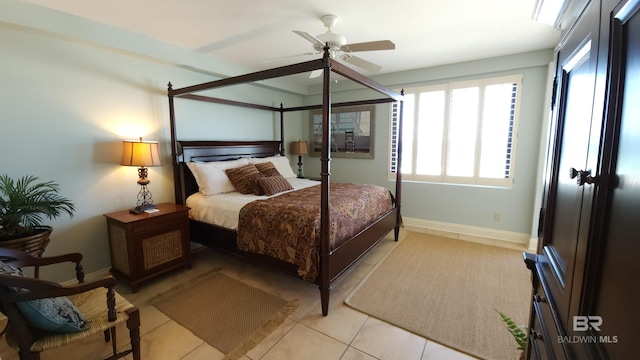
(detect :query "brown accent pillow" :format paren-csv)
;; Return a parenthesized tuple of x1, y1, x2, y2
(251, 181, 264, 195)
(254, 161, 281, 177)
(225, 164, 263, 195)
(256, 175, 293, 196)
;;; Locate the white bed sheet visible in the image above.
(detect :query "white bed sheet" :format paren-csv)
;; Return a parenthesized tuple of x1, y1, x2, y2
(186, 177, 319, 230)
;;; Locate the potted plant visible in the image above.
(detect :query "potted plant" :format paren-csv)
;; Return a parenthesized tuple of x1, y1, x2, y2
(496, 309, 528, 360)
(0, 174, 75, 258)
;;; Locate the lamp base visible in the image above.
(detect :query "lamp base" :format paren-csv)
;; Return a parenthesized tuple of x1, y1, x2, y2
(297, 155, 304, 178)
(132, 180, 156, 214)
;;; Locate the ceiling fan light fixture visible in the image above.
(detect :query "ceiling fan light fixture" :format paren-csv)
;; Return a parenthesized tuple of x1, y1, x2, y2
(292, 14, 394, 73)
(321, 14, 339, 29)
(315, 32, 347, 51)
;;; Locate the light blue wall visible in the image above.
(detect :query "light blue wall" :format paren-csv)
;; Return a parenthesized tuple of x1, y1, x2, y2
(0, 0, 303, 281)
(302, 51, 553, 237)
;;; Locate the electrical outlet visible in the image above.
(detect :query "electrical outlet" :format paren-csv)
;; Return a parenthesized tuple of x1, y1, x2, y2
(493, 213, 501, 222)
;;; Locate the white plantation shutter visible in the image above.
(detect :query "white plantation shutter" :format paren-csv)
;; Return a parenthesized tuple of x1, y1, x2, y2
(389, 74, 521, 187)
(389, 101, 400, 174)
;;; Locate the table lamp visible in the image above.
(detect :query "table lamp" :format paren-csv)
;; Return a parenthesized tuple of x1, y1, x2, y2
(289, 140, 308, 178)
(121, 137, 161, 213)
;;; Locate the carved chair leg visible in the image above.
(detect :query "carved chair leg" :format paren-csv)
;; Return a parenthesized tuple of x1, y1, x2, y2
(110, 327, 118, 356)
(104, 329, 110, 342)
(126, 307, 141, 360)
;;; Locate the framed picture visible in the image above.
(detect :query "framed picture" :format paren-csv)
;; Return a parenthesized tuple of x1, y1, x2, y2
(309, 105, 374, 158)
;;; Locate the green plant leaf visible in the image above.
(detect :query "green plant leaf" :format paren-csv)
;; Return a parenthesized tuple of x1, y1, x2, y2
(495, 309, 528, 351)
(0, 174, 75, 238)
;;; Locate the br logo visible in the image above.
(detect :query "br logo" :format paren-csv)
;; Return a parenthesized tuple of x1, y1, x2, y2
(573, 316, 602, 331)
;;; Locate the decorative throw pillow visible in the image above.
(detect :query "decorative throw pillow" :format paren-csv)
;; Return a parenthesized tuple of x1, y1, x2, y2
(0, 262, 22, 278)
(0, 261, 90, 333)
(225, 164, 263, 195)
(17, 296, 90, 333)
(256, 175, 294, 196)
(254, 161, 282, 177)
(187, 158, 251, 196)
(250, 156, 297, 178)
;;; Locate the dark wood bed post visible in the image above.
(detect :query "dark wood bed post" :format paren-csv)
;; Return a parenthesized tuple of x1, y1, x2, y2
(279, 103, 285, 155)
(167, 82, 183, 205)
(166, 53, 402, 316)
(319, 47, 332, 316)
(394, 90, 404, 241)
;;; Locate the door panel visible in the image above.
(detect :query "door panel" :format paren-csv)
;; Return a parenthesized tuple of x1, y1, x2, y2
(593, 1, 640, 356)
(547, 52, 593, 281)
(539, 2, 600, 331)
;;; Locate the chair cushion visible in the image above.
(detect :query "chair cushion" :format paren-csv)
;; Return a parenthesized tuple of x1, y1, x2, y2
(17, 296, 90, 333)
(0, 261, 90, 333)
(13, 287, 135, 352)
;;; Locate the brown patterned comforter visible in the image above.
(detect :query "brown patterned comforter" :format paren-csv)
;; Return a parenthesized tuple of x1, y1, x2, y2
(237, 183, 393, 282)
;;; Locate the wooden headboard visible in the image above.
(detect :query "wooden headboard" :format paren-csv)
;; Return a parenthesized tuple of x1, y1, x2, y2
(173, 140, 283, 205)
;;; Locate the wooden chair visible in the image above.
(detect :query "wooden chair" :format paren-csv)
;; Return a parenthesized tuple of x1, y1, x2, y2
(0, 248, 141, 360)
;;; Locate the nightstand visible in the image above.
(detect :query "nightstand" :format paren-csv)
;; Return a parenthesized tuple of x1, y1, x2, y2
(104, 203, 191, 292)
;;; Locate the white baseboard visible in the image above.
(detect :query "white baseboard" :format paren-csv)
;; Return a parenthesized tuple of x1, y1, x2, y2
(62, 223, 538, 285)
(403, 217, 532, 251)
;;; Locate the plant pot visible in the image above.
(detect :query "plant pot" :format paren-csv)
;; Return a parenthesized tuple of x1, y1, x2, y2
(0, 226, 52, 258)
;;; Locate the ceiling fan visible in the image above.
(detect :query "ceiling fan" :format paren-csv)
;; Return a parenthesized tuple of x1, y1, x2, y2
(292, 14, 395, 77)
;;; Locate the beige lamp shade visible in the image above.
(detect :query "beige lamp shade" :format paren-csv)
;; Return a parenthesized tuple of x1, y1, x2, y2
(120, 138, 161, 167)
(289, 141, 309, 156)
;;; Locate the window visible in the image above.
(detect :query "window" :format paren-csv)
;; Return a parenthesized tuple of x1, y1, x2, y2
(389, 74, 521, 187)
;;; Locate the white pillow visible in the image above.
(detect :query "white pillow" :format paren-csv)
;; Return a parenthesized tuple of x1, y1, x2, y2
(187, 158, 251, 196)
(250, 156, 297, 178)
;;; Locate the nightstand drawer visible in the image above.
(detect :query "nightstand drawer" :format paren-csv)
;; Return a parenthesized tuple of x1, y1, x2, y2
(130, 212, 186, 234)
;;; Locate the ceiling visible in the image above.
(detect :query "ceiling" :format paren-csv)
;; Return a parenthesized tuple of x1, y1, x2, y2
(21, 0, 561, 87)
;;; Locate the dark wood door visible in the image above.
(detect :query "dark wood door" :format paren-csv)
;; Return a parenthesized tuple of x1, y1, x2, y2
(539, 0, 601, 333)
(529, 1, 639, 358)
(587, 0, 640, 357)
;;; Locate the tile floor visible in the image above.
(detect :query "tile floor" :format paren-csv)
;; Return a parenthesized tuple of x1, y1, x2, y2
(0, 229, 526, 360)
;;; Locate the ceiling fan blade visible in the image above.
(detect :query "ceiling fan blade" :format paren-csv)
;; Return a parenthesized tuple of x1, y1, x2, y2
(308, 69, 323, 78)
(263, 52, 319, 64)
(341, 40, 395, 52)
(341, 55, 383, 73)
(293, 30, 325, 48)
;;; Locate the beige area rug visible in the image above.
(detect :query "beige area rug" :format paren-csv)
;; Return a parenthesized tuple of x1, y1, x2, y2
(345, 232, 531, 360)
(148, 270, 297, 360)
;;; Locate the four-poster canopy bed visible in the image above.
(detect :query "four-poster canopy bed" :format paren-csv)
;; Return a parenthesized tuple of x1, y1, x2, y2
(167, 48, 404, 315)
